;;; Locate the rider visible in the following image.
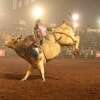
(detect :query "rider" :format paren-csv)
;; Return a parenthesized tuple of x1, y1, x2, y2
(34, 19, 47, 41)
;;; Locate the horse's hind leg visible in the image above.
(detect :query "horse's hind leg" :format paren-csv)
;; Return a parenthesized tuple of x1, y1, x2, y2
(21, 64, 32, 81)
(37, 60, 45, 82)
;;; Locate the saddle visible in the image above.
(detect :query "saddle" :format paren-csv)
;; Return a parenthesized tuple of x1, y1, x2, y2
(23, 35, 42, 48)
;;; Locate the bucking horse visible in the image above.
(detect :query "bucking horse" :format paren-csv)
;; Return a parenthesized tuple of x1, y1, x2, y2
(5, 26, 80, 82)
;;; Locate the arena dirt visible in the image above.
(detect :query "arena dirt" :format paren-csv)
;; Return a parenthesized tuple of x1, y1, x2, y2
(0, 57, 100, 100)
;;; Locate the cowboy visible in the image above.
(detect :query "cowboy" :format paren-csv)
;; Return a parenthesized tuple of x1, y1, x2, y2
(34, 19, 47, 40)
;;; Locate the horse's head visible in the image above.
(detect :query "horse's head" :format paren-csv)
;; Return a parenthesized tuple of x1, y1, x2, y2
(5, 34, 22, 49)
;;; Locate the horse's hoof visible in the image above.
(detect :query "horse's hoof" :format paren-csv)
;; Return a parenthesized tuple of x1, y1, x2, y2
(42, 79, 46, 82)
(20, 78, 26, 81)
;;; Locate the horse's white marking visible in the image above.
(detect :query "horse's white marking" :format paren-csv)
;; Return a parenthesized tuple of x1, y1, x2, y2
(21, 70, 31, 81)
(21, 64, 32, 81)
(34, 47, 39, 53)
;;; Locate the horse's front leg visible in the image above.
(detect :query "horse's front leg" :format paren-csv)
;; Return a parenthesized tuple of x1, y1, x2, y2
(21, 64, 32, 81)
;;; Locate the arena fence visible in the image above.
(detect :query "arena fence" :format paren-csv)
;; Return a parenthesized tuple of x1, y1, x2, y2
(0, 47, 97, 59)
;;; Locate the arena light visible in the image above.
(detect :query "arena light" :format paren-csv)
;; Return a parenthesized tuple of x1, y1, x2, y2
(32, 5, 44, 19)
(97, 18, 100, 26)
(73, 22, 79, 28)
(72, 13, 79, 21)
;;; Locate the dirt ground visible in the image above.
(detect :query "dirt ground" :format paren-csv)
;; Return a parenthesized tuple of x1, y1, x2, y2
(0, 57, 100, 100)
